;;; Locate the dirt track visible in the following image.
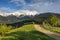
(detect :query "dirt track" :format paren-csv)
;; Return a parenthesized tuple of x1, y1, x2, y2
(34, 24, 60, 40)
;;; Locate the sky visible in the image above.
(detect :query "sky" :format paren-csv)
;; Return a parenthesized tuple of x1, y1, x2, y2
(0, 0, 60, 13)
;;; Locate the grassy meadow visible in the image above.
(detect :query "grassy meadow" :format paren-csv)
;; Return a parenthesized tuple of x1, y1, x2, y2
(0, 24, 54, 40)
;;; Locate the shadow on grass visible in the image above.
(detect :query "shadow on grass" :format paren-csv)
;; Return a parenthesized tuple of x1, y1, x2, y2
(1, 31, 54, 40)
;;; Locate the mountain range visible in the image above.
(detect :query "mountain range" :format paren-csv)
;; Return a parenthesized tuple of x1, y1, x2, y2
(0, 10, 38, 24)
(0, 12, 60, 24)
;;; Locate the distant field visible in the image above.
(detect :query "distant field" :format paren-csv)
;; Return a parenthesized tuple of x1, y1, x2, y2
(0, 24, 54, 40)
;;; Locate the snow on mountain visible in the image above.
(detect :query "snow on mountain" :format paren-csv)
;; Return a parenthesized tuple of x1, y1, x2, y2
(0, 10, 38, 16)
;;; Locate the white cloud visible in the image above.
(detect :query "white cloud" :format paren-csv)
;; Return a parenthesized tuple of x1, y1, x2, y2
(1, 0, 60, 16)
(21, 1, 60, 13)
(10, 0, 26, 6)
(9, 0, 60, 13)
(21, 2, 53, 12)
(0, 10, 38, 16)
(11, 10, 38, 16)
(0, 7, 15, 12)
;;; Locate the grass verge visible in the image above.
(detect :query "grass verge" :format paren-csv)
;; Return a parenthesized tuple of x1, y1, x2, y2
(43, 23, 60, 33)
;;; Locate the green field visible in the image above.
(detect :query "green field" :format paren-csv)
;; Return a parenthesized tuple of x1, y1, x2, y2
(0, 24, 54, 40)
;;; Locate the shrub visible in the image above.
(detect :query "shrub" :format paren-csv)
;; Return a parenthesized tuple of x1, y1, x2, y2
(0, 24, 13, 36)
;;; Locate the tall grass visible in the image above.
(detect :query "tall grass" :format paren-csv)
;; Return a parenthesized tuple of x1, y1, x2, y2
(43, 23, 60, 33)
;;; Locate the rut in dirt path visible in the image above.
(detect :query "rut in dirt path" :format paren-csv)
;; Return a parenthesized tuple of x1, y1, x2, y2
(34, 24, 60, 40)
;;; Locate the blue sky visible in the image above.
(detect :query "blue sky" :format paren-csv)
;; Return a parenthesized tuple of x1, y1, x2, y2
(0, 0, 60, 13)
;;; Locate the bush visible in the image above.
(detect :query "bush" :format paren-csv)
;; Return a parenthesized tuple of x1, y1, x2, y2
(0, 24, 13, 36)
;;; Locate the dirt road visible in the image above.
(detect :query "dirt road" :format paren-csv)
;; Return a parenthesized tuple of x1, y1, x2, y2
(34, 24, 60, 40)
